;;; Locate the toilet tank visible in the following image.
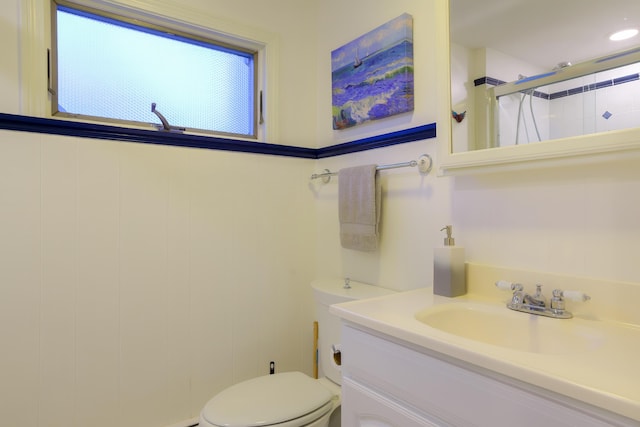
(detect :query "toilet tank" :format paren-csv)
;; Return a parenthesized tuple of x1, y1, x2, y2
(312, 279, 396, 385)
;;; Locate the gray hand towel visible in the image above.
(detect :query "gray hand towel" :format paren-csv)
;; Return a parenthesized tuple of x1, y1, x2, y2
(338, 164, 381, 251)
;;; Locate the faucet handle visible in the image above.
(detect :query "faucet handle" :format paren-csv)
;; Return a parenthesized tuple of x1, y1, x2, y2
(551, 289, 590, 314)
(557, 290, 591, 302)
(495, 280, 523, 291)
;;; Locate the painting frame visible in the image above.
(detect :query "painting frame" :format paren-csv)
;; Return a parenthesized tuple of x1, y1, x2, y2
(331, 13, 414, 130)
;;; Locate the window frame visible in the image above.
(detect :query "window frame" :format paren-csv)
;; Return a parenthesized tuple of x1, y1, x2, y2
(48, 0, 264, 140)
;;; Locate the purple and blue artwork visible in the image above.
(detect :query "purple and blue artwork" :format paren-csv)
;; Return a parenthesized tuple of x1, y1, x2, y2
(331, 13, 414, 130)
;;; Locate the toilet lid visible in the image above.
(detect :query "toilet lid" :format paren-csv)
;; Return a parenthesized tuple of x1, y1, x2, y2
(201, 372, 333, 427)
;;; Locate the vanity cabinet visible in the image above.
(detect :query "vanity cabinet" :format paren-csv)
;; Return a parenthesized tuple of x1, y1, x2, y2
(342, 378, 439, 427)
(340, 324, 634, 427)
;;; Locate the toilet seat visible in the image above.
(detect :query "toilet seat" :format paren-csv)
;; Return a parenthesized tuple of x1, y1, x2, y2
(200, 372, 334, 427)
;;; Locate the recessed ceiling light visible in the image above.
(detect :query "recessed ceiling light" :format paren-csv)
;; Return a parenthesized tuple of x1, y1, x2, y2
(609, 28, 639, 41)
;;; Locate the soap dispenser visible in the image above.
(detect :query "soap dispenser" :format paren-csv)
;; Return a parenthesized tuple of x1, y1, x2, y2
(433, 225, 466, 297)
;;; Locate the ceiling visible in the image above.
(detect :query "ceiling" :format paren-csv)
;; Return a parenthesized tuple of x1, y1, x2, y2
(450, 0, 640, 71)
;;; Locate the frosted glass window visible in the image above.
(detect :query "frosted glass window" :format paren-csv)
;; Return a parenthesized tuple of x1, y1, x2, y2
(54, 4, 256, 137)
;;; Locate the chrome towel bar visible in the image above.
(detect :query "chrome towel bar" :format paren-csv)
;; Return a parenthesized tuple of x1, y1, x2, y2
(310, 154, 432, 183)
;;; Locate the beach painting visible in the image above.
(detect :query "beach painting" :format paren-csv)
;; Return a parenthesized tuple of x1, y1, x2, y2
(332, 13, 414, 129)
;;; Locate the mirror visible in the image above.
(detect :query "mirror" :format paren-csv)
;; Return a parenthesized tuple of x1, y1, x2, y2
(442, 0, 640, 174)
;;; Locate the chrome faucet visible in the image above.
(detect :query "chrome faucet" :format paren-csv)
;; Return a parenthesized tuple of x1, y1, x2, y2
(495, 281, 590, 319)
(522, 284, 546, 310)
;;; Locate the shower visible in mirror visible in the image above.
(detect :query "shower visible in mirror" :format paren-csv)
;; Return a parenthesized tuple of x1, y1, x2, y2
(450, 0, 640, 153)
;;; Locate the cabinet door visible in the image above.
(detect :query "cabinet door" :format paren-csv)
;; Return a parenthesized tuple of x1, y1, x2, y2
(341, 325, 635, 427)
(342, 378, 442, 427)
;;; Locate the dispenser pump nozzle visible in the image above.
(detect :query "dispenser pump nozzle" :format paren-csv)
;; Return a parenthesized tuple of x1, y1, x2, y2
(441, 225, 455, 246)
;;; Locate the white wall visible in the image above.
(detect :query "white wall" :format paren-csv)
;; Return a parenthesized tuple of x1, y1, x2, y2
(314, 1, 442, 147)
(0, 1, 20, 114)
(313, 0, 451, 291)
(313, 1, 640, 292)
(0, 131, 318, 427)
(186, 0, 321, 147)
(451, 158, 640, 282)
(2, 1, 640, 427)
(0, 1, 319, 426)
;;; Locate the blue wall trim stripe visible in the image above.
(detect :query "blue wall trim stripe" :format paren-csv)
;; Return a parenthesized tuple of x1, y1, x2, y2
(549, 73, 639, 100)
(316, 123, 436, 158)
(0, 113, 435, 159)
(0, 113, 316, 158)
(474, 73, 640, 101)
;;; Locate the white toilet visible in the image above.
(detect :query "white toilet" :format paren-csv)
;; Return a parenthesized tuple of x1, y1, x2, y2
(198, 278, 395, 427)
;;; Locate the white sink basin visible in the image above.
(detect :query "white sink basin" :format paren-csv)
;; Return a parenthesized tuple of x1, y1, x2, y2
(415, 302, 605, 354)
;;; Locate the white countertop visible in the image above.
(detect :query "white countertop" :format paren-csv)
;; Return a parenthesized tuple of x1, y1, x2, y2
(330, 287, 640, 422)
